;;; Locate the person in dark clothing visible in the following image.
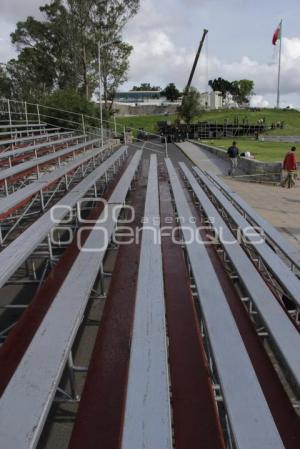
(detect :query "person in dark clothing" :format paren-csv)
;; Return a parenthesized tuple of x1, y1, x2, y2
(227, 141, 239, 176)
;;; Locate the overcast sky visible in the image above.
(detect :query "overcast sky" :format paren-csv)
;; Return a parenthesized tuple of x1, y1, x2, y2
(1, 0, 300, 107)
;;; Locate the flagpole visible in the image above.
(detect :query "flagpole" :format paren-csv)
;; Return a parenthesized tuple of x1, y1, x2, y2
(276, 19, 282, 109)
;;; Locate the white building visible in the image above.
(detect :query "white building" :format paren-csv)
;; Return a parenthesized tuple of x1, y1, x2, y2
(222, 92, 239, 109)
(198, 90, 242, 109)
(199, 91, 223, 109)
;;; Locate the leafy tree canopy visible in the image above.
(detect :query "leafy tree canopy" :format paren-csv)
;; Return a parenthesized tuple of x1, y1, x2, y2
(178, 86, 202, 124)
(161, 83, 181, 102)
(6, 0, 140, 111)
(0, 65, 12, 98)
(131, 83, 161, 91)
(209, 77, 254, 104)
(41, 88, 99, 128)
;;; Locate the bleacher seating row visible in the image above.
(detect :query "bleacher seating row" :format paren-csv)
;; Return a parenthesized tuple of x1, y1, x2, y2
(0, 121, 298, 449)
(0, 131, 73, 150)
(0, 134, 84, 165)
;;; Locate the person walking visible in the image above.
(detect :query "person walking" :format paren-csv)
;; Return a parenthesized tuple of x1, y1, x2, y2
(227, 141, 239, 176)
(282, 146, 297, 188)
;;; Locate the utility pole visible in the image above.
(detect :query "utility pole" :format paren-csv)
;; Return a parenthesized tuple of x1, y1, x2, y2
(98, 42, 104, 147)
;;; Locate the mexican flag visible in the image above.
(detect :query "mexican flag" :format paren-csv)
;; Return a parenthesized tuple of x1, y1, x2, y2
(272, 22, 282, 46)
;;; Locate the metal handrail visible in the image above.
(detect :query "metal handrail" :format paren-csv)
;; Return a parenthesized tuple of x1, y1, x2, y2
(0, 97, 168, 156)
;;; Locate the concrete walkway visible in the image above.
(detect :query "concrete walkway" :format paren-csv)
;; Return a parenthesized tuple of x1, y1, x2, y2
(176, 142, 227, 175)
(177, 141, 300, 251)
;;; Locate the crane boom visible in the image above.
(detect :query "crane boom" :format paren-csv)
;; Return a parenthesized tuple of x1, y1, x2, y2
(183, 29, 208, 97)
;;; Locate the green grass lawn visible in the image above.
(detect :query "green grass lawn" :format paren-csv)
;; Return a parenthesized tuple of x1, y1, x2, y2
(115, 108, 300, 136)
(114, 109, 300, 162)
(198, 138, 295, 162)
(199, 109, 300, 136)
(116, 114, 176, 135)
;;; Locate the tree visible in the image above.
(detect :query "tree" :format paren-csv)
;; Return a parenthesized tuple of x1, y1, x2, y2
(6, 47, 56, 101)
(131, 83, 161, 91)
(11, 2, 76, 95)
(209, 77, 255, 105)
(161, 83, 181, 102)
(208, 77, 233, 99)
(178, 87, 202, 124)
(9, 0, 140, 103)
(86, 0, 139, 114)
(41, 89, 99, 129)
(237, 79, 254, 104)
(0, 65, 12, 98)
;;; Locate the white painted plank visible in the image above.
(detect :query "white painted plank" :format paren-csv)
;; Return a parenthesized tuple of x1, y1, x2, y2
(0, 138, 100, 182)
(121, 155, 172, 449)
(0, 131, 73, 147)
(0, 134, 84, 161)
(0, 146, 106, 217)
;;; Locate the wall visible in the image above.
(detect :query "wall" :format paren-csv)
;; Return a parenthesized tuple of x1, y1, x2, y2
(199, 91, 223, 110)
(191, 141, 282, 183)
(114, 103, 179, 117)
(259, 135, 300, 143)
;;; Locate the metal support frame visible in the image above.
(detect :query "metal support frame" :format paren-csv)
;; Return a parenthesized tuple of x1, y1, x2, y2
(0, 153, 107, 246)
(0, 149, 126, 307)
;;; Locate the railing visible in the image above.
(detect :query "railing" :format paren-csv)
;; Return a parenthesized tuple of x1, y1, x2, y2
(0, 98, 168, 156)
(0, 98, 106, 140)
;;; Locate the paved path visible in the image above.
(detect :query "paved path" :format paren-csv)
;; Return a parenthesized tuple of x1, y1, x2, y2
(176, 142, 226, 175)
(177, 141, 300, 251)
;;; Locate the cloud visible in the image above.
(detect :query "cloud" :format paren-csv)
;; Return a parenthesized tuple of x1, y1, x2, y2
(0, 23, 17, 62)
(250, 95, 270, 108)
(0, 0, 45, 63)
(0, 0, 44, 22)
(125, 21, 300, 106)
(121, 0, 300, 106)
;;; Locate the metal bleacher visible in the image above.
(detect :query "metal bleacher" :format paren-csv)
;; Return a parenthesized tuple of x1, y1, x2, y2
(0, 123, 47, 130)
(0, 146, 108, 219)
(0, 137, 101, 195)
(0, 131, 73, 150)
(0, 146, 127, 288)
(0, 150, 142, 449)
(0, 134, 84, 165)
(0, 112, 299, 449)
(180, 162, 300, 392)
(194, 167, 300, 311)
(0, 127, 60, 138)
(166, 158, 285, 449)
